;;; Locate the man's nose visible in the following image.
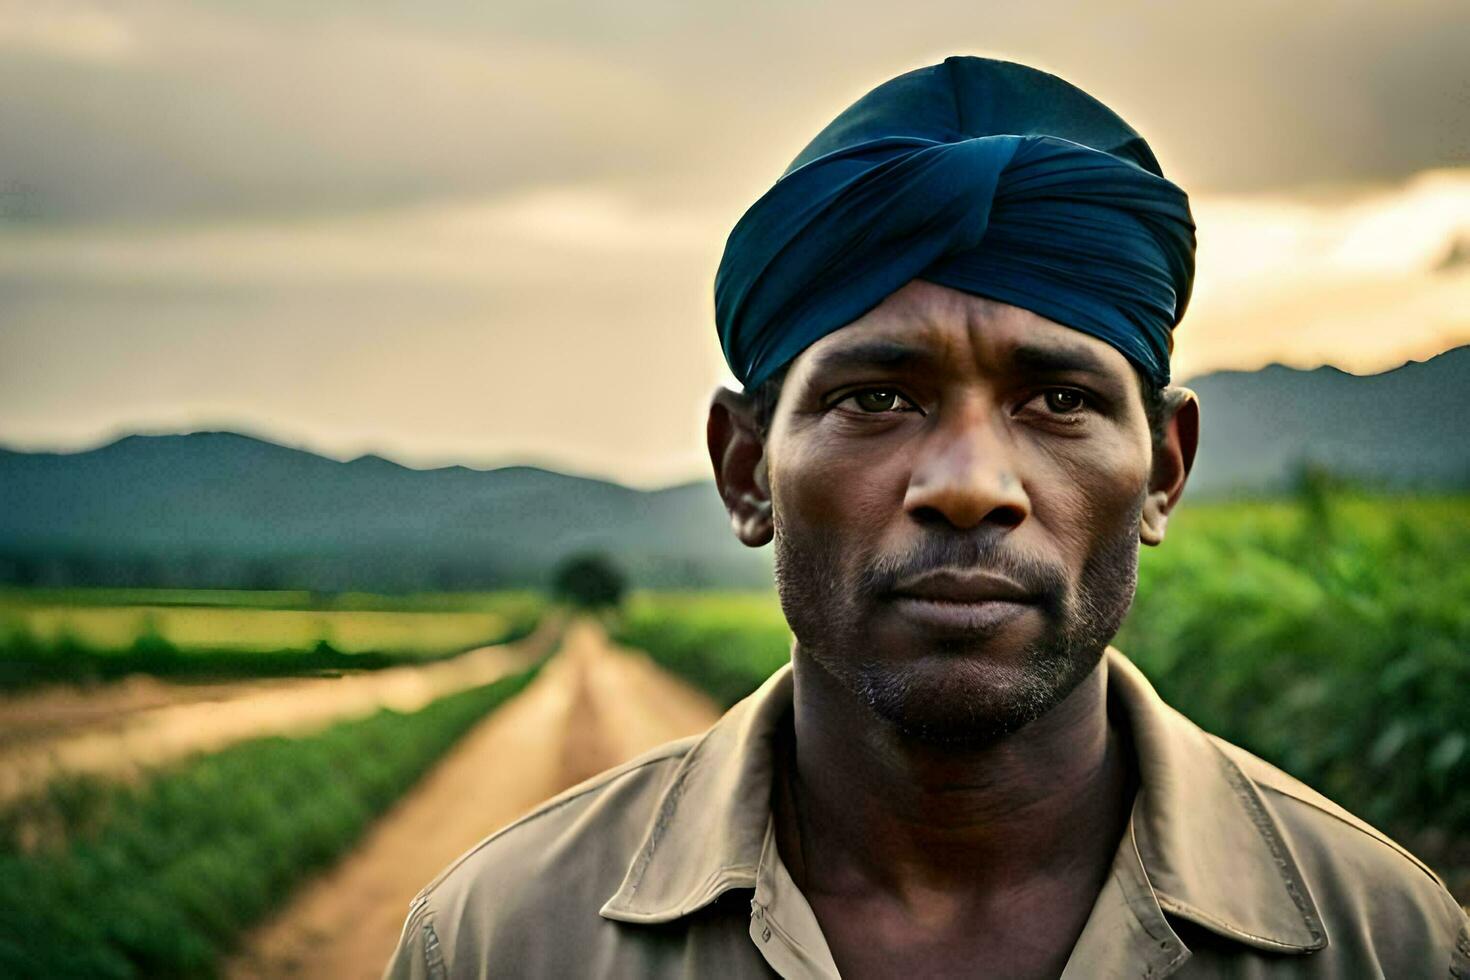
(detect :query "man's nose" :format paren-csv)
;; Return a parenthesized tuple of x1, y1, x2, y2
(902, 401, 1030, 531)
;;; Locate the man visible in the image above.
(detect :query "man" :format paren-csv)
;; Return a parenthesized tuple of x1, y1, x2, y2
(386, 56, 1469, 978)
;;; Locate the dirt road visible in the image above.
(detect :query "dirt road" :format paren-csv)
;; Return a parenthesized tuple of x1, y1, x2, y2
(225, 616, 722, 980)
(0, 617, 562, 807)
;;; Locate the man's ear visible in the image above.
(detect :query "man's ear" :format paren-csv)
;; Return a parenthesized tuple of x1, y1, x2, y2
(707, 386, 773, 548)
(1140, 387, 1199, 546)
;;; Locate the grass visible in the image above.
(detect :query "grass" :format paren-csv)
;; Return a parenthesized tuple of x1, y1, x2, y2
(0, 591, 545, 689)
(1117, 489, 1470, 845)
(614, 591, 791, 708)
(0, 663, 541, 979)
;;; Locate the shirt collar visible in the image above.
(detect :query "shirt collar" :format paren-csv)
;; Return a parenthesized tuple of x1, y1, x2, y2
(599, 647, 1326, 954)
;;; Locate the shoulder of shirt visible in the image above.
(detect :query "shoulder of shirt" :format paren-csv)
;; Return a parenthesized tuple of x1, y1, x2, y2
(1206, 732, 1468, 937)
(386, 734, 705, 977)
(410, 732, 699, 908)
(384, 735, 698, 980)
(1208, 734, 1440, 883)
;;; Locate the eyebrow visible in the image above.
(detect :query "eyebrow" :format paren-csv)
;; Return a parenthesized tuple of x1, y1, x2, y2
(807, 338, 1120, 381)
(1006, 342, 1116, 378)
(805, 340, 940, 377)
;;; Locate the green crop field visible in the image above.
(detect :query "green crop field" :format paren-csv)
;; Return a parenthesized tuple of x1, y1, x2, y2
(0, 590, 545, 688)
(0, 664, 540, 978)
(613, 489, 1470, 902)
(616, 590, 791, 708)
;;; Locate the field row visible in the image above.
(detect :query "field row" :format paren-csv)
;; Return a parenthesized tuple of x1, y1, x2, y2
(0, 591, 546, 688)
(0, 663, 541, 978)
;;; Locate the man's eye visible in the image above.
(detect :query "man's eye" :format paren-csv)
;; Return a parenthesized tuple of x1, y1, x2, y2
(841, 389, 918, 413)
(1040, 389, 1088, 414)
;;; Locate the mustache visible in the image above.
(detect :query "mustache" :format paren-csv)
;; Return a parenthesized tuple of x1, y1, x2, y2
(856, 533, 1067, 606)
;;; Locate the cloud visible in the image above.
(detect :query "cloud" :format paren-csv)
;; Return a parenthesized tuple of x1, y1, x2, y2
(1178, 169, 1470, 378)
(0, 1, 137, 63)
(1, 0, 1466, 229)
(0, 183, 725, 287)
(0, 3, 687, 224)
(0, 182, 732, 486)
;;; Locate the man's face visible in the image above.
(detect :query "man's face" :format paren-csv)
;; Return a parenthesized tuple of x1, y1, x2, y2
(763, 279, 1155, 745)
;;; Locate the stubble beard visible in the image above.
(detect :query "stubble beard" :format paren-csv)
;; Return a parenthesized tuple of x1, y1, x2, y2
(772, 500, 1143, 747)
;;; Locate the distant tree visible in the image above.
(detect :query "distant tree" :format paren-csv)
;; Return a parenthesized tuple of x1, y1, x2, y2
(0, 554, 39, 587)
(1289, 458, 1349, 548)
(551, 552, 627, 611)
(247, 558, 285, 592)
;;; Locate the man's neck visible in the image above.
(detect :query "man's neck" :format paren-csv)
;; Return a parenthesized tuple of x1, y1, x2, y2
(776, 649, 1133, 975)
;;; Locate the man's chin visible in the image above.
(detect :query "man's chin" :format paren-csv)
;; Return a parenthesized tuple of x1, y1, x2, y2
(846, 650, 1095, 747)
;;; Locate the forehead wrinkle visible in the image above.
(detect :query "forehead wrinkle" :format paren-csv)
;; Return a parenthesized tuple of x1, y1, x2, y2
(810, 299, 1000, 385)
(794, 282, 1135, 389)
(795, 300, 957, 385)
(859, 288, 979, 378)
(851, 285, 1078, 381)
(960, 299, 1137, 385)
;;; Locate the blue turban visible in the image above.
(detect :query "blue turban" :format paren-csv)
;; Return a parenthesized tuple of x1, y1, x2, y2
(714, 56, 1196, 391)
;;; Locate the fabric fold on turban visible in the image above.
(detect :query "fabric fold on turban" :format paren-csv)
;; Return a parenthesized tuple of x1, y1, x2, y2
(714, 57, 1197, 391)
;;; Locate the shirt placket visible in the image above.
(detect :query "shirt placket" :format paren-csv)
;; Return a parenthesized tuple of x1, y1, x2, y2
(1061, 817, 1189, 980)
(748, 815, 843, 980)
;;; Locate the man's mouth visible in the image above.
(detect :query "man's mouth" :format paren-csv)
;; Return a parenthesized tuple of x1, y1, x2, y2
(890, 567, 1036, 603)
(887, 568, 1038, 632)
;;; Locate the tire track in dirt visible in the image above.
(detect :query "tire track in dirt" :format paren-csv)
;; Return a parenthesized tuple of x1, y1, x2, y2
(0, 675, 307, 747)
(225, 616, 722, 980)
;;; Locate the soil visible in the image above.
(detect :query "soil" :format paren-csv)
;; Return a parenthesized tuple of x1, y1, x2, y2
(223, 616, 721, 979)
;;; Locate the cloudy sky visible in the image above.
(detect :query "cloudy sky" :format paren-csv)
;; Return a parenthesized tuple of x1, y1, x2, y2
(1, 0, 1467, 486)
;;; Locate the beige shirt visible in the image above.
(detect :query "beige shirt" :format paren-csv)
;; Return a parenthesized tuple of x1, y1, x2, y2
(384, 649, 1470, 978)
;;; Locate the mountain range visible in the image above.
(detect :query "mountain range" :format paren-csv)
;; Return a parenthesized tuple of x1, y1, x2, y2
(2, 346, 1465, 591)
